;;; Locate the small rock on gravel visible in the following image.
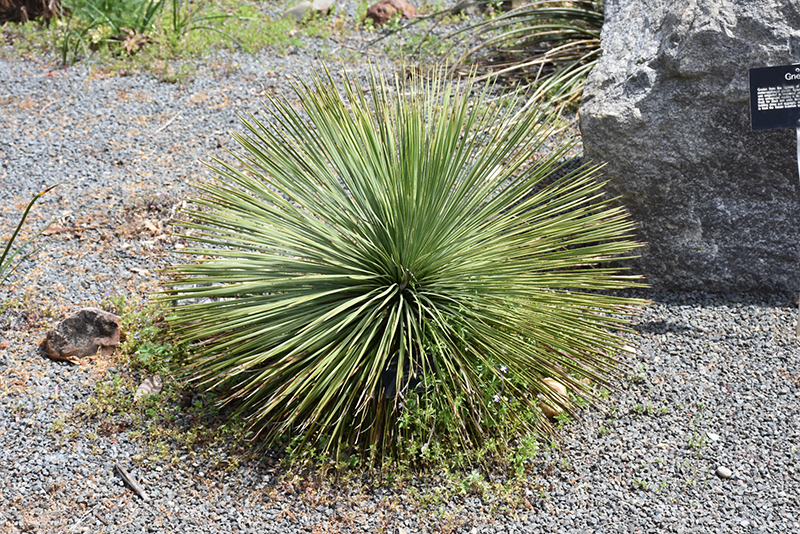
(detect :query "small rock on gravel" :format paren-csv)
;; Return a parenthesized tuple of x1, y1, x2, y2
(716, 466, 733, 479)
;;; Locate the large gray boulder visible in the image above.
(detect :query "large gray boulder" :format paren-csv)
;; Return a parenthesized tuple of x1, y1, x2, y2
(580, 0, 800, 292)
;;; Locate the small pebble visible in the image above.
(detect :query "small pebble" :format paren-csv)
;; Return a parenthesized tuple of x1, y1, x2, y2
(706, 432, 720, 441)
(716, 466, 733, 479)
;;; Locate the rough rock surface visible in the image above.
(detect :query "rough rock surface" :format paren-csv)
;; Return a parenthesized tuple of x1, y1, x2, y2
(538, 377, 567, 418)
(133, 374, 163, 402)
(40, 307, 121, 361)
(284, 0, 334, 21)
(580, 0, 800, 292)
(365, 0, 417, 26)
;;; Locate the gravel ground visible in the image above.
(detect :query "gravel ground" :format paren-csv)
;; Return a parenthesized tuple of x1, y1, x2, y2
(1, 12, 799, 534)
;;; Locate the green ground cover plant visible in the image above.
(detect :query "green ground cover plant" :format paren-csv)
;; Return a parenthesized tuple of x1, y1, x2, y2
(57, 0, 165, 63)
(164, 66, 644, 468)
(59, 295, 253, 469)
(0, 0, 324, 66)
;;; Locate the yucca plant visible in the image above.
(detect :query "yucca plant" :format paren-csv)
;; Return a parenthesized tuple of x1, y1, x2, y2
(446, 0, 604, 106)
(164, 68, 643, 464)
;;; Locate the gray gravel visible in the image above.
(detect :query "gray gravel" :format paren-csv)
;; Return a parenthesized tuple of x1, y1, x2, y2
(1, 15, 800, 534)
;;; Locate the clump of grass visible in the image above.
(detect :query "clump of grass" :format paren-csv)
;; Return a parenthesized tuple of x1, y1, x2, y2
(430, 0, 605, 107)
(1, 185, 58, 290)
(1, 0, 335, 67)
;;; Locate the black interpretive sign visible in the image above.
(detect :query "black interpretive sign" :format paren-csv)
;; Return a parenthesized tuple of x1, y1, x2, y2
(751, 64, 800, 336)
(749, 64, 800, 130)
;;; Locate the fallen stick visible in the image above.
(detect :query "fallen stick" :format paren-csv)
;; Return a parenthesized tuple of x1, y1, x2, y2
(69, 503, 101, 533)
(153, 111, 182, 134)
(114, 463, 149, 501)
